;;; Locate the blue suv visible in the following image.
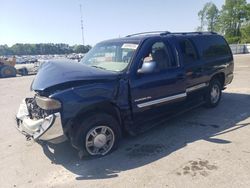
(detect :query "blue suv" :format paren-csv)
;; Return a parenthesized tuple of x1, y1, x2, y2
(16, 31, 234, 157)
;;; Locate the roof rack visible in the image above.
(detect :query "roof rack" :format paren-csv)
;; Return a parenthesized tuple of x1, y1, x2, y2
(125, 31, 217, 38)
(126, 31, 171, 37)
(170, 31, 217, 35)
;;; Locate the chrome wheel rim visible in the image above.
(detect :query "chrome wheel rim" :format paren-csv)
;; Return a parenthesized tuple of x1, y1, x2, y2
(85, 126, 115, 156)
(210, 84, 220, 104)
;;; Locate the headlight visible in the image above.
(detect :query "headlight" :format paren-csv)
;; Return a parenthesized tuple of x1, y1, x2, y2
(35, 96, 61, 110)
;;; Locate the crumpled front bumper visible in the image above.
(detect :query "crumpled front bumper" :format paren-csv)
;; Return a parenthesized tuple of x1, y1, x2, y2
(16, 99, 66, 143)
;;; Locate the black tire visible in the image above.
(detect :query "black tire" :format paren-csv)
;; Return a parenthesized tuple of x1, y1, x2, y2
(19, 68, 28, 76)
(0, 65, 16, 78)
(74, 113, 122, 157)
(204, 79, 222, 108)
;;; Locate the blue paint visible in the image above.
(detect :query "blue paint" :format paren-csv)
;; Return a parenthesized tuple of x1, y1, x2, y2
(30, 32, 234, 150)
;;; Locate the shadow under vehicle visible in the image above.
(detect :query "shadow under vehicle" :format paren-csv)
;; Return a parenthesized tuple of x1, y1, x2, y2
(39, 92, 250, 180)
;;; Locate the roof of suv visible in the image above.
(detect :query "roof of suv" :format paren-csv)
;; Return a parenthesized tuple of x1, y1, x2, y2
(99, 31, 219, 44)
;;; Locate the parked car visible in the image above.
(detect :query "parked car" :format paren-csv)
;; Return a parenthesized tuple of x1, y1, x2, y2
(16, 31, 234, 157)
(15, 61, 43, 76)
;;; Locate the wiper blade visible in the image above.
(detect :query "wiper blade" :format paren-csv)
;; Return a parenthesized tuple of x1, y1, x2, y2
(91, 65, 106, 70)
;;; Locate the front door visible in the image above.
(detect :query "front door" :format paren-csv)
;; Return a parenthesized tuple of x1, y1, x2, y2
(129, 38, 186, 124)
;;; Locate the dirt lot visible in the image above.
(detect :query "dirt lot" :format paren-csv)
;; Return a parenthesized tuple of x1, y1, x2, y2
(0, 54, 250, 188)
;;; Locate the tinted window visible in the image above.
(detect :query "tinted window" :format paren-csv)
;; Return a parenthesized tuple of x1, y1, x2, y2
(179, 39, 198, 63)
(141, 41, 177, 71)
(193, 35, 231, 60)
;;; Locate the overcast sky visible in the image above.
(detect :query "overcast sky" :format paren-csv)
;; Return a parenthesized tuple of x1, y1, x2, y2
(0, 0, 247, 46)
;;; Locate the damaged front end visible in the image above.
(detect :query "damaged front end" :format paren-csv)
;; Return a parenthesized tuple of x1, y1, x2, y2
(16, 97, 66, 143)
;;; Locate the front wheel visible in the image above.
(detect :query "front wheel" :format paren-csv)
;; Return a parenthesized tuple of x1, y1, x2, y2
(75, 113, 121, 157)
(204, 79, 222, 108)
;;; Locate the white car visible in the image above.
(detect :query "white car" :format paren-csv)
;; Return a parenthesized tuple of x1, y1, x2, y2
(15, 61, 44, 76)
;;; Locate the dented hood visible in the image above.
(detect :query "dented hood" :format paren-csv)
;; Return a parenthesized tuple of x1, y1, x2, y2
(32, 59, 119, 91)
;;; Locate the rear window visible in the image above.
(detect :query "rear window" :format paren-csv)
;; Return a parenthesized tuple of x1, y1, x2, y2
(192, 35, 231, 60)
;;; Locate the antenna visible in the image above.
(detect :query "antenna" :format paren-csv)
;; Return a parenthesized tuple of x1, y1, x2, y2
(79, 4, 84, 45)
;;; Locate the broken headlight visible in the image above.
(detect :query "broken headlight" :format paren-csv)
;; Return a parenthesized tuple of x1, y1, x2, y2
(35, 96, 61, 110)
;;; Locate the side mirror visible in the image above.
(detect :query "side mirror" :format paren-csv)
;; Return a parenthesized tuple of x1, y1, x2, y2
(137, 61, 156, 74)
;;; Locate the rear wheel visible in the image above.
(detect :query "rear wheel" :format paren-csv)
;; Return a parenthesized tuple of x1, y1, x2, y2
(74, 113, 121, 157)
(0, 65, 16, 78)
(204, 79, 222, 108)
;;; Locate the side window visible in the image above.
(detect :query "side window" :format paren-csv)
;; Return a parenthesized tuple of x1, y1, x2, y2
(179, 39, 198, 63)
(192, 36, 232, 61)
(202, 36, 231, 59)
(141, 41, 176, 72)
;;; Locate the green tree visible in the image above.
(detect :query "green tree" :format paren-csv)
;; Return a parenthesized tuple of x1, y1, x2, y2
(198, 2, 219, 32)
(241, 24, 250, 43)
(217, 0, 249, 43)
(0, 45, 13, 55)
(73, 45, 92, 53)
(197, 8, 206, 31)
(0, 43, 92, 56)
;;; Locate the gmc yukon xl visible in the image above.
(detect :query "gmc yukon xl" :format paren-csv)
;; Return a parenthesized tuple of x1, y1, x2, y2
(16, 31, 234, 157)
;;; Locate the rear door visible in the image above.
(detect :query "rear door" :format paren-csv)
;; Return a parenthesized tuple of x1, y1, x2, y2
(177, 38, 208, 93)
(129, 37, 186, 123)
(191, 35, 234, 84)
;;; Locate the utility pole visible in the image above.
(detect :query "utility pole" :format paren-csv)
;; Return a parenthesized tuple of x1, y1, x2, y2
(79, 4, 84, 45)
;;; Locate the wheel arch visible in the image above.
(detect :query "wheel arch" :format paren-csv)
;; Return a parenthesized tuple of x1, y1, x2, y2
(70, 101, 123, 132)
(211, 72, 225, 87)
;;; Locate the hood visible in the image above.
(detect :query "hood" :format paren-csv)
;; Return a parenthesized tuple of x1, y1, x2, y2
(32, 59, 119, 91)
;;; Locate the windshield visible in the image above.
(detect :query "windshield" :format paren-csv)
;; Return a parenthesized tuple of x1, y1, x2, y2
(80, 41, 139, 72)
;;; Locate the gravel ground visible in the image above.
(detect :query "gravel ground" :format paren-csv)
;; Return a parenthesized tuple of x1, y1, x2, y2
(0, 54, 250, 188)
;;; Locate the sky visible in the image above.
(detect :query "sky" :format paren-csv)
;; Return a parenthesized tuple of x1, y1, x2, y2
(0, 0, 244, 47)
